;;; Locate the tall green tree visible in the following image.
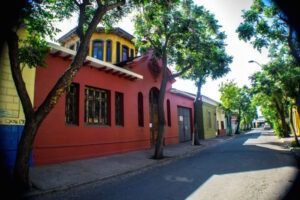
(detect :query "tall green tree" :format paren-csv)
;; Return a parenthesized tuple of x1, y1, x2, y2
(251, 55, 299, 141)
(4, 0, 153, 192)
(219, 81, 254, 134)
(175, 3, 232, 144)
(250, 66, 290, 137)
(134, 1, 191, 159)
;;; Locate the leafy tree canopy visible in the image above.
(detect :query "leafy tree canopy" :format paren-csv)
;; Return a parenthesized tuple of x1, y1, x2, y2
(236, 0, 300, 62)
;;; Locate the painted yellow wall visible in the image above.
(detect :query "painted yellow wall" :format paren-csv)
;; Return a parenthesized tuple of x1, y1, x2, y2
(63, 32, 136, 64)
(202, 102, 217, 139)
(293, 106, 300, 136)
(0, 29, 36, 125)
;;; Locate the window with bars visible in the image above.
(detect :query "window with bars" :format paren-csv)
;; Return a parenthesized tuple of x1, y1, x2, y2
(65, 83, 79, 125)
(115, 92, 124, 126)
(85, 87, 110, 125)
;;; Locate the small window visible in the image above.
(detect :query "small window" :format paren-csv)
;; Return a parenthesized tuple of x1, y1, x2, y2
(85, 87, 110, 125)
(69, 44, 75, 50)
(115, 92, 124, 126)
(92, 40, 104, 60)
(122, 45, 129, 61)
(106, 40, 112, 62)
(167, 99, 171, 127)
(65, 83, 79, 125)
(130, 49, 134, 59)
(116, 42, 120, 63)
(138, 92, 144, 127)
(208, 111, 212, 128)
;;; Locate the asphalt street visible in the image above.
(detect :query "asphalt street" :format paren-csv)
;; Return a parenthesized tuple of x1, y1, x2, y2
(27, 130, 299, 200)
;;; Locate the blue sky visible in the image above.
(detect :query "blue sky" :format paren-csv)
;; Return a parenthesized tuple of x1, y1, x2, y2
(55, 0, 269, 101)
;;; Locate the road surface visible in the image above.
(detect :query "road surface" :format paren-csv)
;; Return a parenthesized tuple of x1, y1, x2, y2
(28, 129, 299, 200)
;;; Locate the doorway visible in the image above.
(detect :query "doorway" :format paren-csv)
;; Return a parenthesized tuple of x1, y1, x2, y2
(178, 106, 192, 142)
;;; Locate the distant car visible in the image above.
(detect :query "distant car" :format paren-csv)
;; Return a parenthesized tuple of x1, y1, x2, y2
(264, 123, 271, 130)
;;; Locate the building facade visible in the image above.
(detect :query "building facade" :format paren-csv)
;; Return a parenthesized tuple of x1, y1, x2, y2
(0, 27, 228, 167)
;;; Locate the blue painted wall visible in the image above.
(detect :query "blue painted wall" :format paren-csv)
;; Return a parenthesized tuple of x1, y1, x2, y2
(0, 125, 32, 170)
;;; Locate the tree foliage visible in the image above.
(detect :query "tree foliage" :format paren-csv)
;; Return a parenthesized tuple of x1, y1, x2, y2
(236, 0, 300, 63)
(219, 81, 255, 134)
(250, 54, 299, 138)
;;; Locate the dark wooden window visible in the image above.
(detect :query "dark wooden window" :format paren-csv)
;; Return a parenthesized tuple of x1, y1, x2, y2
(85, 87, 110, 125)
(115, 92, 124, 126)
(92, 40, 104, 60)
(116, 42, 120, 63)
(138, 92, 144, 127)
(69, 44, 75, 50)
(106, 40, 112, 62)
(167, 99, 171, 127)
(65, 83, 79, 125)
(122, 45, 129, 61)
(130, 48, 134, 58)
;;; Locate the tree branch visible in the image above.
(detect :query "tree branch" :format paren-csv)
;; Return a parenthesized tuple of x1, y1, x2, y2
(7, 31, 34, 119)
(169, 65, 192, 80)
(73, 0, 80, 7)
(104, 0, 125, 12)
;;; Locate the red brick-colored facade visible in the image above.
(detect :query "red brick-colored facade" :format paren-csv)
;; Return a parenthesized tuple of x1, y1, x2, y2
(33, 50, 194, 165)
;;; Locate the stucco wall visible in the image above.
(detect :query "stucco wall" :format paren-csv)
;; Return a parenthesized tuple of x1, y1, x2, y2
(202, 102, 217, 139)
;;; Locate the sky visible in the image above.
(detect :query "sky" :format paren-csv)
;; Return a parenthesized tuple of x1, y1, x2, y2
(55, 0, 269, 102)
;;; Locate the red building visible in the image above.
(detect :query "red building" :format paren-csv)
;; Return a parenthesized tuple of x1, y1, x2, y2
(33, 43, 194, 165)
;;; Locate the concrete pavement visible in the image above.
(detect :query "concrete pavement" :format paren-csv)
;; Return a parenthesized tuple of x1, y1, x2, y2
(26, 134, 236, 198)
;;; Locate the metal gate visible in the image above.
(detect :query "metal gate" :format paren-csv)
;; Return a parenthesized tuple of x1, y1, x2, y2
(177, 107, 192, 142)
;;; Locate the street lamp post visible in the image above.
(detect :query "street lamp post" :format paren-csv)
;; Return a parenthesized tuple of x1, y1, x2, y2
(248, 60, 262, 67)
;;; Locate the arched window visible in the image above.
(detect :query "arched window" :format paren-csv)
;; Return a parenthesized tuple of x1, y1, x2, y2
(138, 92, 144, 127)
(106, 40, 112, 62)
(167, 99, 171, 127)
(92, 40, 104, 60)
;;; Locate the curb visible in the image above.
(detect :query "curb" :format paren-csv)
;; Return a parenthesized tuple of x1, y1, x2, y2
(23, 135, 237, 199)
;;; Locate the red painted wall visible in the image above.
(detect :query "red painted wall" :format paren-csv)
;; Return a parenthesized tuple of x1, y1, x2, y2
(33, 51, 194, 165)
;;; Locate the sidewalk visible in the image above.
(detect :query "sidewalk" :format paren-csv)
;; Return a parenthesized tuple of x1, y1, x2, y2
(26, 135, 236, 197)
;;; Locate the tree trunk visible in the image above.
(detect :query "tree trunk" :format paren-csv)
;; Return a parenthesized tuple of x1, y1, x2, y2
(290, 106, 300, 146)
(277, 101, 289, 137)
(13, 119, 38, 192)
(193, 81, 202, 145)
(235, 110, 241, 134)
(226, 112, 232, 135)
(154, 52, 167, 159)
